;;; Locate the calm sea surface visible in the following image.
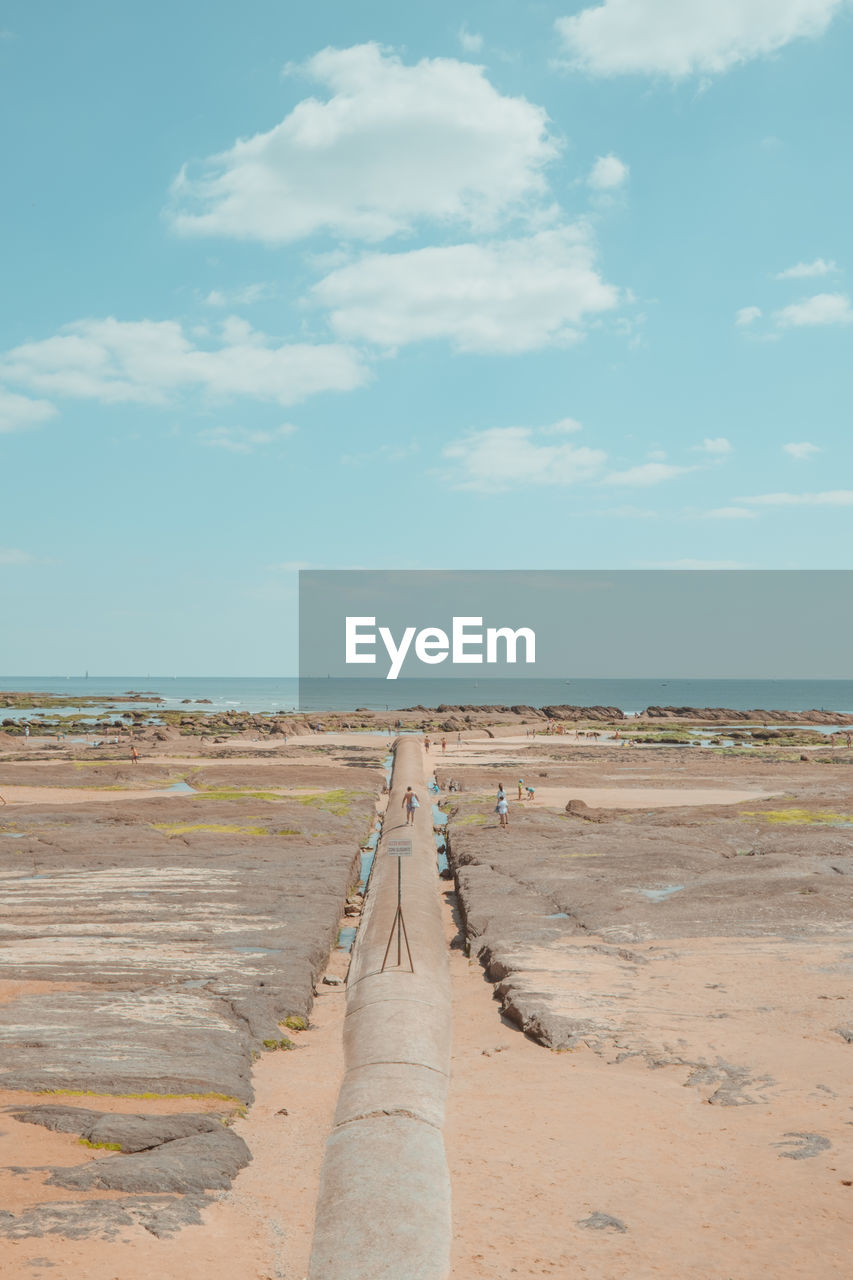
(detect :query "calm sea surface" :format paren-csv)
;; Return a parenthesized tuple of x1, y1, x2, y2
(2, 676, 853, 717)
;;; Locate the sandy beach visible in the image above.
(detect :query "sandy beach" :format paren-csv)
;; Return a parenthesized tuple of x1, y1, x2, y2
(1, 713, 851, 1276)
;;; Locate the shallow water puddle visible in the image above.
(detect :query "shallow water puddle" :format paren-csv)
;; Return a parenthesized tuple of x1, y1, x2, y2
(357, 817, 383, 891)
(638, 884, 685, 902)
(336, 925, 357, 953)
(432, 803, 449, 873)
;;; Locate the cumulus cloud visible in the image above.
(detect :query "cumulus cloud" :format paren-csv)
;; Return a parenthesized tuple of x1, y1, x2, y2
(783, 441, 821, 459)
(695, 436, 733, 455)
(310, 225, 621, 353)
(555, 0, 843, 78)
(198, 424, 297, 453)
(775, 293, 853, 327)
(775, 258, 837, 279)
(458, 26, 484, 53)
(443, 423, 607, 492)
(0, 317, 369, 408)
(169, 43, 559, 244)
(736, 306, 762, 327)
(0, 386, 57, 433)
(740, 490, 853, 506)
(605, 461, 690, 486)
(588, 154, 629, 189)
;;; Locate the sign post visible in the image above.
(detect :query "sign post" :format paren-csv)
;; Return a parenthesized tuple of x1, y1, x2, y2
(381, 838, 414, 972)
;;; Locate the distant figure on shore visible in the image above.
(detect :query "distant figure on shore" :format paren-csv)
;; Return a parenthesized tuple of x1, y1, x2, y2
(130, 745, 139, 764)
(441, 736, 446, 753)
(497, 782, 506, 801)
(496, 795, 509, 829)
(847, 732, 852, 748)
(457, 733, 462, 746)
(424, 736, 431, 753)
(24, 726, 30, 742)
(517, 778, 524, 800)
(402, 786, 420, 825)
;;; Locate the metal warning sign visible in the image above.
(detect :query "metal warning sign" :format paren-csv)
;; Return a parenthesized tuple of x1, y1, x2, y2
(386, 839, 413, 857)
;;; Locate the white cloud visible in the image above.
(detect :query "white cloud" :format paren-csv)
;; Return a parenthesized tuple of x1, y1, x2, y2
(783, 441, 821, 459)
(169, 43, 559, 244)
(775, 258, 837, 279)
(458, 26, 484, 53)
(605, 461, 690, 486)
(0, 317, 369, 408)
(203, 283, 271, 307)
(588, 154, 629, 189)
(740, 490, 853, 505)
(0, 547, 37, 565)
(541, 417, 583, 435)
(310, 225, 621, 353)
(443, 423, 607, 492)
(555, 0, 843, 78)
(736, 305, 762, 327)
(0, 387, 57, 433)
(198, 424, 297, 453)
(695, 436, 733, 455)
(775, 292, 853, 327)
(706, 506, 756, 519)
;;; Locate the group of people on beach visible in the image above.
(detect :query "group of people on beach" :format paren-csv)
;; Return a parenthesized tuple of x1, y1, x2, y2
(493, 779, 537, 829)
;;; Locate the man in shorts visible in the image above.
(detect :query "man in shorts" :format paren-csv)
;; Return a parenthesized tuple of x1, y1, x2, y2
(402, 786, 420, 826)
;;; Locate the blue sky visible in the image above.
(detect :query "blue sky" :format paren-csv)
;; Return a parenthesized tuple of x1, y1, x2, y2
(1, 0, 852, 674)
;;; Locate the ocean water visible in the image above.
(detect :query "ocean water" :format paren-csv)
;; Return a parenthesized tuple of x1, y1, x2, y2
(2, 675, 853, 716)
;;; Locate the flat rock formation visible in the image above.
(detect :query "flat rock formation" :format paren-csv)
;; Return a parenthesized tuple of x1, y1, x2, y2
(0, 758, 380, 1243)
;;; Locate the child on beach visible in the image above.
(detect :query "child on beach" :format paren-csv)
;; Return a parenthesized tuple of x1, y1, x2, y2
(517, 778, 524, 800)
(496, 795, 509, 828)
(526, 785, 535, 801)
(402, 787, 420, 825)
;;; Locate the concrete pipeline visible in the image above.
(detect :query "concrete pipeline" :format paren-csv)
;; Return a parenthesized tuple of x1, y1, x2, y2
(308, 737, 452, 1280)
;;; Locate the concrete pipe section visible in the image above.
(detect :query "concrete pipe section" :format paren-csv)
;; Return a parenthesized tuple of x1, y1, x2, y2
(308, 738, 452, 1280)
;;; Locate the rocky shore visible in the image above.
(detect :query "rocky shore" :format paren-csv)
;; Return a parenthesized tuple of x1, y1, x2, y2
(3, 694, 853, 748)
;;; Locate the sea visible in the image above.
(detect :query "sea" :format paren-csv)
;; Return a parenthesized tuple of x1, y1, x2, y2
(2, 676, 853, 719)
